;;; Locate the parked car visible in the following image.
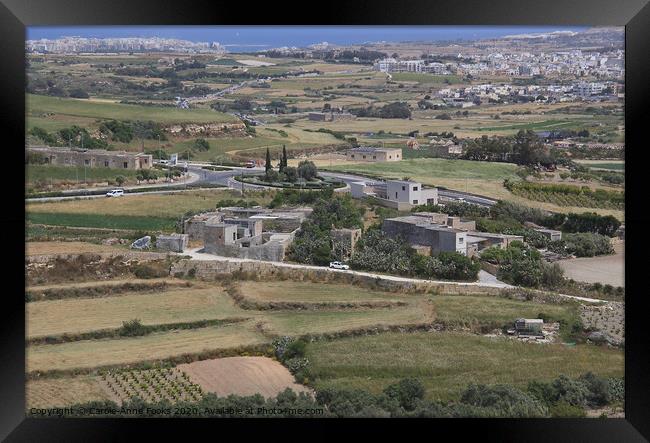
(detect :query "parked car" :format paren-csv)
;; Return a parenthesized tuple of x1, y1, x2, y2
(245, 160, 256, 168)
(457, 197, 466, 203)
(329, 261, 350, 270)
(106, 189, 124, 197)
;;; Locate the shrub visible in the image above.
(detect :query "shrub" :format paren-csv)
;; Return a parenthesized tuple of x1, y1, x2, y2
(549, 401, 586, 417)
(383, 378, 425, 411)
(119, 319, 147, 337)
(193, 138, 210, 152)
(297, 160, 318, 181)
(554, 233, 614, 257)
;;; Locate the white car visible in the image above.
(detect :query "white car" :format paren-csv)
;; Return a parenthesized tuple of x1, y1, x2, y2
(329, 261, 350, 270)
(106, 189, 124, 197)
(457, 197, 466, 203)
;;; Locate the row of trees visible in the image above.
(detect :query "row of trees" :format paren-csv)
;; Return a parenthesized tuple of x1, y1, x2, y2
(58, 372, 622, 418)
(463, 130, 556, 167)
(263, 147, 318, 184)
(349, 102, 412, 119)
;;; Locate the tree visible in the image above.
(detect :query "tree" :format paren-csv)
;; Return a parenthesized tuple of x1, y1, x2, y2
(193, 138, 210, 152)
(278, 145, 288, 173)
(115, 176, 126, 186)
(68, 88, 89, 99)
(283, 166, 297, 182)
(297, 160, 318, 181)
(265, 148, 272, 176)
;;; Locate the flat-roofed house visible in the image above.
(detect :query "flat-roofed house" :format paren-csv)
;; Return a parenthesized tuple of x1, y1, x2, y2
(345, 147, 402, 162)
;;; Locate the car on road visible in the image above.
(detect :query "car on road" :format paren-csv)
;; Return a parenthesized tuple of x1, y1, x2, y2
(329, 261, 350, 270)
(106, 189, 124, 197)
(457, 197, 466, 203)
(245, 160, 256, 168)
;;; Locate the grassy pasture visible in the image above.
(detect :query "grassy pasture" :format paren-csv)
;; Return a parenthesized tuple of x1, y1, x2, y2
(27, 93, 237, 125)
(261, 301, 432, 336)
(27, 320, 267, 372)
(27, 165, 141, 186)
(306, 332, 624, 402)
(26, 286, 242, 338)
(390, 73, 461, 84)
(431, 295, 578, 328)
(26, 189, 269, 218)
(324, 158, 520, 181)
(26, 212, 177, 231)
(239, 281, 411, 303)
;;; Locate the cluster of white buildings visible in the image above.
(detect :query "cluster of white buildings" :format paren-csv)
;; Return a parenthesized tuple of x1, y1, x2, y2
(374, 58, 450, 75)
(26, 37, 226, 54)
(436, 80, 619, 105)
(373, 48, 623, 82)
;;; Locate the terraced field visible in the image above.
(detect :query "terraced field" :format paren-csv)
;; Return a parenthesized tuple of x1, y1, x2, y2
(306, 332, 624, 402)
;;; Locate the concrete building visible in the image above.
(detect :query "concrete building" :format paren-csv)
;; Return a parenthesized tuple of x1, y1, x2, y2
(382, 215, 468, 255)
(345, 147, 402, 162)
(184, 207, 312, 262)
(386, 180, 439, 207)
(381, 212, 521, 257)
(27, 146, 153, 170)
(350, 179, 438, 211)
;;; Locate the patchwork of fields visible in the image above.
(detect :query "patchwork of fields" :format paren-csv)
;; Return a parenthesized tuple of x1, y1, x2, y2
(25, 273, 623, 407)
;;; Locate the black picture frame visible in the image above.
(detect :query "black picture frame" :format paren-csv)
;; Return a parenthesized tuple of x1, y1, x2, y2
(3, 0, 649, 440)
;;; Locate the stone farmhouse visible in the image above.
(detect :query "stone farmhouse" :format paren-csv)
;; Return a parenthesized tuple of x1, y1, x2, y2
(184, 207, 312, 262)
(27, 146, 153, 170)
(345, 147, 402, 162)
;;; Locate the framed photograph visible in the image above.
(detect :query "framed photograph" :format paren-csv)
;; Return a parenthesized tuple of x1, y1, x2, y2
(2, 0, 648, 439)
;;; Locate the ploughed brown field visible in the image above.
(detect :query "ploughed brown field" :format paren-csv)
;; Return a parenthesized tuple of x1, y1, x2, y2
(178, 357, 312, 398)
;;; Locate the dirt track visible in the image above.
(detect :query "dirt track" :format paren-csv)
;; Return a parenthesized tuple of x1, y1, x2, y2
(178, 357, 312, 398)
(558, 242, 624, 287)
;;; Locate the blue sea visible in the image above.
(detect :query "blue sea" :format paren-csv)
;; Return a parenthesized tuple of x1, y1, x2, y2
(26, 26, 588, 52)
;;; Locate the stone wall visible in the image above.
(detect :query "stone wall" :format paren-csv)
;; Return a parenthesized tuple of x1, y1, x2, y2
(156, 234, 188, 253)
(169, 259, 504, 295)
(165, 122, 247, 137)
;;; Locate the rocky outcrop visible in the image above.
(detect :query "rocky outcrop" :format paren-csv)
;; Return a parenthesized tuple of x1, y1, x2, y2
(165, 122, 247, 137)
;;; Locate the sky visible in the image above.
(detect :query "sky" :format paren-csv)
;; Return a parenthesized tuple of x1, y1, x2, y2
(26, 26, 589, 52)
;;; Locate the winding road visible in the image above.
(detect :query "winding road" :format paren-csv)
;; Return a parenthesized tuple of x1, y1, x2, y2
(188, 165, 498, 206)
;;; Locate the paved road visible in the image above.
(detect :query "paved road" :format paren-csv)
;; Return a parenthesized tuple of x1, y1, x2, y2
(26, 172, 203, 202)
(179, 248, 608, 304)
(190, 167, 497, 205)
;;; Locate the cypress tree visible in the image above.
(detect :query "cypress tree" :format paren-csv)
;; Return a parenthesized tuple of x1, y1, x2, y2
(279, 145, 288, 172)
(265, 148, 272, 175)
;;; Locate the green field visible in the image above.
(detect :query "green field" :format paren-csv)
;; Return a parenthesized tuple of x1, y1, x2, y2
(476, 120, 580, 132)
(27, 212, 177, 231)
(325, 158, 520, 181)
(26, 189, 270, 218)
(575, 161, 625, 171)
(390, 73, 461, 84)
(306, 332, 624, 402)
(431, 295, 578, 330)
(27, 94, 237, 125)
